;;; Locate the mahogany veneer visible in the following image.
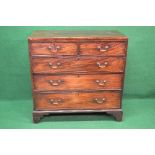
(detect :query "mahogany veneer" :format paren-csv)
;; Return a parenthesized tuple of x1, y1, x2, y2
(34, 91, 121, 110)
(28, 30, 128, 123)
(33, 74, 123, 91)
(32, 57, 125, 74)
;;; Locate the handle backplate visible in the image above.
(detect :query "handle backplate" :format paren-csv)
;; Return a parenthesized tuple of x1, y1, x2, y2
(48, 98, 63, 105)
(48, 80, 64, 86)
(93, 98, 106, 104)
(48, 62, 62, 69)
(96, 80, 107, 86)
(48, 44, 61, 52)
(97, 45, 110, 52)
(96, 62, 109, 68)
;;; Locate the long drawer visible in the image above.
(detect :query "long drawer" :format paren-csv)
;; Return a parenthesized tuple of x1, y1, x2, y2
(33, 74, 123, 91)
(34, 91, 121, 110)
(32, 57, 125, 74)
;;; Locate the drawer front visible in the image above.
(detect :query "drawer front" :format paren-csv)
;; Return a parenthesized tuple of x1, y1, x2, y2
(33, 74, 123, 91)
(34, 91, 121, 110)
(30, 43, 77, 55)
(32, 57, 125, 73)
(80, 42, 126, 56)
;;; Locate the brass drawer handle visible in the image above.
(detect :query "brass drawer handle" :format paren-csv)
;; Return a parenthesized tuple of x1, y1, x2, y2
(96, 80, 107, 86)
(96, 62, 108, 68)
(48, 44, 61, 52)
(93, 98, 106, 104)
(49, 98, 63, 105)
(97, 45, 110, 52)
(48, 80, 64, 86)
(48, 62, 61, 69)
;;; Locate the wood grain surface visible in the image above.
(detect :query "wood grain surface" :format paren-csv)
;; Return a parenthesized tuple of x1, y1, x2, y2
(34, 91, 121, 110)
(33, 74, 123, 91)
(31, 43, 77, 55)
(80, 42, 126, 56)
(32, 57, 125, 73)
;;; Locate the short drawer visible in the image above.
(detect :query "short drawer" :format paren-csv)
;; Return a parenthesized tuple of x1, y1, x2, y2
(33, 74, 123, 91)
(30, 43, 77, 55)
(34, 91, 121, 110)
(32, 57, 125, 73)
(80, 42, 126, 56)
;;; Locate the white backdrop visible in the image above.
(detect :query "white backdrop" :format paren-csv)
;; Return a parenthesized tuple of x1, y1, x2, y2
(0, 0, 155, 154)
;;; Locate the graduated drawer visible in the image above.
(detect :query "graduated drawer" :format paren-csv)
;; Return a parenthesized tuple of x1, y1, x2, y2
(80, 42, 126, 56)
(34, 91, 121, 110)
(33, 74, 123, 91)
(32, 57, 125, 73)
(30, 43, 77, 55)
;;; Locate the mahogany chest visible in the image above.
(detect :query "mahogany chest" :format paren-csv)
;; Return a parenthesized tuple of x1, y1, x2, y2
(28, 30, 128, 123)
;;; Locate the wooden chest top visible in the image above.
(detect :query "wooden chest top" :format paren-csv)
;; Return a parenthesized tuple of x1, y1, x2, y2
(29, 30, 128, 42)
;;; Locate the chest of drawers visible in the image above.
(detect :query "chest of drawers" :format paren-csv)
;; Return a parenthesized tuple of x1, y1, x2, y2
(28, 30, 128, 123)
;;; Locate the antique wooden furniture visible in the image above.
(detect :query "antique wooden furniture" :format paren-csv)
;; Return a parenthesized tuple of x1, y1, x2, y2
(28, 30, 128, 123)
